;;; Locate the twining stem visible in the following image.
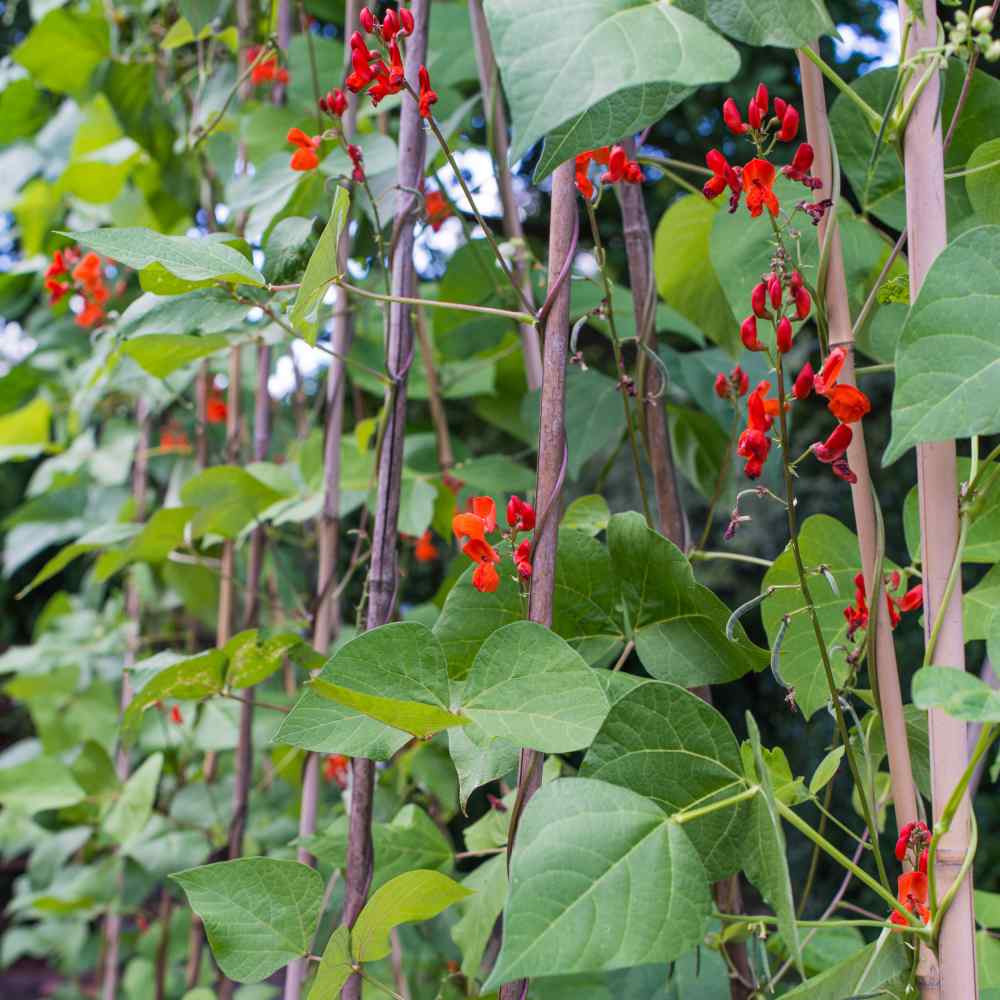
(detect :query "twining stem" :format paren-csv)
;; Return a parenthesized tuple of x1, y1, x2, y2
(583, 200, 653, 526)
(696, 407, 741, 551)
(414, 306, 455, 472)
(341, 8, 430, 1000)
(798, 45, 883, 130)
(773, 349, 890, 891)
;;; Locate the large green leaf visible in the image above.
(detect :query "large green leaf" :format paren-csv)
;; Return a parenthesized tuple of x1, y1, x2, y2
(912, 665, 1000, 722)
(224, 631, 302, 689)
(484, 0, 737, 163)
(0, 396, 52, 460)
(461, 621, 610, 753)
(171, 858, 324, 982)
(967, 138, 1000, 225)
(14, 9, 109, 95)
(352, 869, 472, 963)
(180, 467, 287, 538)
(581, 681, 748, 881)
(706, 0, 834, 47)
(654, 196, 738, 354)
(886, 225, 1000, 464)
(535, 85, 692, 184)
(608, 512, 767, 685)
(68, 228, 265, 287)
(291, 187, 350, 342)
(0, 755, 86, 813)
(830, 63, 1000, 233)
(743, 714, 802, 976)
(780, 933, 907, 1000)
(761, 515, 872, 719)
(484, 778, 711, 986)
(103, 753, 162, 845)
(18, 523, 140, 597)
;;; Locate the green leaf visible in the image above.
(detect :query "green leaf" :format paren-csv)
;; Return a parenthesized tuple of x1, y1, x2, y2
(976, 890, 1000, 929)
(307, 925, 352, 1000)
(0, 396, 52, 460)
(352, 869, 472, 963)
(121, 334, 232, 379)
(484, 0, 738, 163)
(0, 755, 86, 813)
(904, 457, 1000, 563)
(483, 778, 711, 987)
(95, 507, 195, 582)
(171, 858, 324, 983)
(180, 467, 287, 538)
(608, 512, 767, 685)
(225, 631, 302, 689)
(780, 933, 907, 1000)
(67, 228, 265, 287)
(654, 196, 738, 354)
(461, 620, 610, 753)
(886, 225, 1000, 463)
(707, 0, 834, 47)
(761, 515, 878, 719)
(743, 713, 802, 977)
(448, 722, 520, 811)
(451, 853, 508, 979)
(291, 187, 350, 342)
(18, 523, 140, 597)
(263, 216, 319, 285)
(667, 402, 730, 500)
(103, 752, 162, 844)
(581, 680, 749, 881)
(562, 495, 611, 536)
(14, 9, 109, 95)
(967, 139, 1000, 224)
(830, 63, 1000, 234)
(912, 665, 1000, 722)
(535, 84, 692, 184)
(123, 650, 226, 740)
(809, 746, 846, 796)
(311, 678, 469, 738)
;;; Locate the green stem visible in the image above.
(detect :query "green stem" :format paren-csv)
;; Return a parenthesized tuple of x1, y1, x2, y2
(636, 154, 713, 177)
(689, 550, 774, 569)
(584, 200, 654, 528)
(855, 363, 895, 375)
(798, 45, 884, 131)
(714, 911, 925, 933)
(776, 800, 924, 929)
(672, 785, 759, 825)
(922, 516, 969, 669)
(335, 279, 536, 324)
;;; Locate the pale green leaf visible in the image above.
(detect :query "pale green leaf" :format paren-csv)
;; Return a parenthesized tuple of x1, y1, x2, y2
(171, 858, 324, 982)
(451, 853, 508, 979)
(18, 523, 139, 597)
(967, 138, 1000, 224)
(912, 665, 1000, 722)
(808, 746, 846, 796)
(0, 755, 86, 813)
(562, 495, 611, 536)
(180, 467, 287, 538)
(291, 187, 350, 342)
(14, 9, 109, 94)
(307, 925, 352, 1000)
(707, 0, 835, 47)
(103, 752, 163, 844)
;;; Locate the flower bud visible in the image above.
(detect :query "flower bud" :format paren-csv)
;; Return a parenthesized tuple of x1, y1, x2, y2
(381, 7, 398, 39)
(790, 269, 803, 291)
(973, 5, 993, 32)
(751, 281, 768, 318)
(747, 97, 762, 130)
(350, 29, 366, 49)
(768, 275, 782, 310)
(733, 365, 749, 397)
(359, 7, 375, 32)
(754, 83, 769, 113)
(399, 7, 415, 34)
(775, 315, 793, 353)
(723, 97, 749, 136)
(778, 105, 800, 142)
(774, 97, 787, 120)
(793, 362, 814, 401)
(741, 315, 763, 351)
(714, 372, 730, 399)
(791, 142, 814, 173)
(795, 286, 811, 320)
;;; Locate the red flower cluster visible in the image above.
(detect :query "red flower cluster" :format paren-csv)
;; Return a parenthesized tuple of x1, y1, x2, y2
(844, 571, 923, 641)
(574, 145, 643, 199)
(713, 365, 749, 401)
(704, 84, 820, 218)
(323, 753, 350, 788)
(453, 495, 535, 592)
(247, 46, 289, 86)
(737, 380, 783, 479)
(742, 268, 811, 354)
(45, 249, 111, 328)
(319, 87, 348, 117)
(414, 530, 439, 562)
(890, 821, 932, 927)
(160, 423, 191, 454)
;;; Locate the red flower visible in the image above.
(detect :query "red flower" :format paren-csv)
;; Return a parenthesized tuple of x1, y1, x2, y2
(794, 286, 811, 320)
(76, 301, 104, 328)
(320, 88, 348, 117)
(812, 423, 852, 463)
(347, 144, 365, 183)
(844, 572, 868, 639)
(206, 387, 228, 424)
(774, 97, 787, 119)
(453, 496, 497, 542)
(742, 158, 779, 218)
(170, 705, 183, 725)
(715, 366, 751, 400)
(464, 538, 501, 593)
(754, 83, 769, 114)
(414, 530, 438, 562)
(703, 149, 741, 206)
(899, 584, 923, 613)
(360, 7, 375, 32)
(323, 754, 350, 788)
(399, 8, 414, 35)
(248, 47, 289, 86)
(814, 347, 846, 395)
(160, 426, 191, 454)
(750, 281, 768, 318)
(767, 274, 782, 310)
(890, 871, 931, 927)
(418, 65, 438, 118)
(424, 189, 451, 231)
(777, 104, 800, 142)
(72, 252, 102, 287)
(381, 7, 399, 41)
(737, 428, 770, 480)
(782, 142, 821, 189)
(287, 127, 321, 171)
(506, 496, 535, 533)
(741, 315, 765, 351)
(827, 384, 871, 424)
(723, 97, 748, 136)
(775, 315, 793, 353)
(514, 538, 532, 579)
(793, 362, 814, 401)
(346, 33, 377, 92)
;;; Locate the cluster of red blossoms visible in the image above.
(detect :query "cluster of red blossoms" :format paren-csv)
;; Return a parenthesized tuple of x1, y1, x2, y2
(890, 820, 932, 927)
(159, 422, 191, 454)
(714, 364, 750, 401)
(206, 385, 228, 424)
(843, 570, 923, 641)
(45, 248, 111, 328)
(285, 6, 436, 176)
(703, 85, 825, 220)
(453, 495, 535, 593)
(247, 45, 289, 87)
(574, 145, 643, 199)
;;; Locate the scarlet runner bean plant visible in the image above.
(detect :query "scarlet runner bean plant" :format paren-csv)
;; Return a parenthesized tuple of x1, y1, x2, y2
(3, 1, 1000, 999)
